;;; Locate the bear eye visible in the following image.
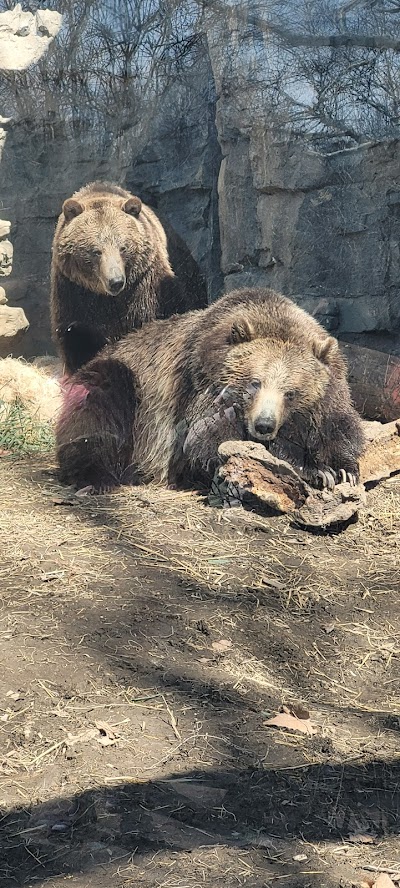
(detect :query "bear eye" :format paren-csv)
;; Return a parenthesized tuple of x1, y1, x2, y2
(285, 389, 297, 402)
(250, 379, 261, 389)
(120, 245, 128, 256)
(92, 248, 102, 257)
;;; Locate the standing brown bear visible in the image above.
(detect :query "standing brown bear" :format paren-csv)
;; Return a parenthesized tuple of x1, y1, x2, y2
(50, 181, 207, 374)
(56, 287, 365, 494)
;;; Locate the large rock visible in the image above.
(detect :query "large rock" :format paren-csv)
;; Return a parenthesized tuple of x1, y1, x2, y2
(0, 221, 11, 238)
(0, 305, 29, 356)
(0, 5, 62, 71)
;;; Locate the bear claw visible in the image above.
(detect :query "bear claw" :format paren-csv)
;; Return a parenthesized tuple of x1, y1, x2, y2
(316, 469, 336, 490)
(338, 469, 358, 487)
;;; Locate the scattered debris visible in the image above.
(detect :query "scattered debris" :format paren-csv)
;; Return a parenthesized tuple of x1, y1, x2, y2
(162, 696, 181, 741)
(64, 722, 121, 751)
(263, 705, 317, 736)
(94, 720, 120, 746)
(321, 622, 336, 634)
(211, 639, 232, 653)
(349, 832, 377, 844)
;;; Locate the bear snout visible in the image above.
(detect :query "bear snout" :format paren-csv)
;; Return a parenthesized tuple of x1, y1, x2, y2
(107, 272, 126, 295)
(252, 413, 278, 440)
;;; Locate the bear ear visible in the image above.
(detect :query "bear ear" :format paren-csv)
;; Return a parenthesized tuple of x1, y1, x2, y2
(312, 335, 338, 364)
(122, 196, 142, 218)
(63, 199, 84, 222)
(229, 318, 254, 344)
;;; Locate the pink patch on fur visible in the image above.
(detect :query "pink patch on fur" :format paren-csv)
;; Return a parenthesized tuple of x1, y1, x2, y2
(59, 378, 90, 426)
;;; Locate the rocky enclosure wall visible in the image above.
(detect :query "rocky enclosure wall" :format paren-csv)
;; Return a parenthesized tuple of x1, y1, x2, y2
(1, 2, 400, 358)
(205, 3, 400, 351)
(217, 130, 400, 342)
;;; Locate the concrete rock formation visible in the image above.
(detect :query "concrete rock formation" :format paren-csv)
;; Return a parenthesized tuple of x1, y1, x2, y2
(204, 9, 400, 342)
(0, 216, 29, 356)
(1, 1, 400, 359)
(0, 4, 62, 356)
(0, 4, 62, 71)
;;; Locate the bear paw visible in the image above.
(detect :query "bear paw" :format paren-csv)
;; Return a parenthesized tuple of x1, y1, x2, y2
(305, 467, 337, 490)
(307, 466, 360, 490)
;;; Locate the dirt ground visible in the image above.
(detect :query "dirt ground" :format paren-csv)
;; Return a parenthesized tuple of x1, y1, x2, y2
(0, 455, 399, 888)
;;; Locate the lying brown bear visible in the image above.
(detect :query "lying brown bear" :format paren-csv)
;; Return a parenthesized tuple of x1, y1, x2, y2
(51, 181, 207, 374)
(56, 287, 365, 493)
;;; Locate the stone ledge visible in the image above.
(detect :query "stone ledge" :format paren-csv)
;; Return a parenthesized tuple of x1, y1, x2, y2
(0, 305, 29, 357)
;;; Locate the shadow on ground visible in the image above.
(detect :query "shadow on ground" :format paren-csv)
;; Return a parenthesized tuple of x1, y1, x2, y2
(1, 457, 400, 887)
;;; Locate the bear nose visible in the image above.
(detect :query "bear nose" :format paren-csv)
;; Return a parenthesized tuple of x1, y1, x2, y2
(108, 275, 125, 294)
(254, 418, 276, 437)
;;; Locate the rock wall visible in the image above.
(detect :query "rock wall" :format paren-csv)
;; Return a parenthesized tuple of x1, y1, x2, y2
(126, 61, 222, 305)
(217, 129, 400, 340)
(0, 11, 220, 359)
(2, 1, 400, 357)
(0, 3, 61, 357)
(205, 2, 400, 351)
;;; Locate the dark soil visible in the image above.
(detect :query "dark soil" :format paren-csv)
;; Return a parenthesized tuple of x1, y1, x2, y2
(0, 455, 399, 888)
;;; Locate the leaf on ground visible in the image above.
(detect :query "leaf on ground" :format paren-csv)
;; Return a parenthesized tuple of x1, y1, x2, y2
(264, 710, 317, 736)
(349, 832, 376, 844)
(211, 639, 232, 653)
(372, 875, 397, 888)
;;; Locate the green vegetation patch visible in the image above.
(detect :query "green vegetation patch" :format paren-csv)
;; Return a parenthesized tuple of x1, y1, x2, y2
(0, 398, 55, 454)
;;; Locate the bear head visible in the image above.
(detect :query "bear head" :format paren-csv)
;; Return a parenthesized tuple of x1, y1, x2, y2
(55, 192, 156, 296)
(206, 312, 338, 443)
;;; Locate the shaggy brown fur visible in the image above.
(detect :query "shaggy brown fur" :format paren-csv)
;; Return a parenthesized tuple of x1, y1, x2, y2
(56, 287, 365, 493)
(51, 181, 207, 374)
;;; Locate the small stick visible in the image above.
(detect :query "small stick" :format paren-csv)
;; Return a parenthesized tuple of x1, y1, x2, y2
(361, 865, 400, 876)
(162, 695, 181, 741)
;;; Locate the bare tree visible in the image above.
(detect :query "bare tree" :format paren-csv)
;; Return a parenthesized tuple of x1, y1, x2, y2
(200, 0, 400, 140)
(0, 0, 203, 146)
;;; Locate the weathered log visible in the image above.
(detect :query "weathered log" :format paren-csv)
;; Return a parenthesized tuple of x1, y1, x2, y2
(214, 440, 366, 528)
(341, 342, 400, 422)
(0, 305, 29, 357)
(213, 419, 400, 527)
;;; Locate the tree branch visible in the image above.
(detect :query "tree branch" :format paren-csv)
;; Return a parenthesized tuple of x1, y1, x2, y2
(201, 0, 400, 51)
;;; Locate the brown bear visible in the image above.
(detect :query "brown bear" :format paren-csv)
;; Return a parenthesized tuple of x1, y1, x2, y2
(56, 287, 365, 494)
(50, 181, 207, 374)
